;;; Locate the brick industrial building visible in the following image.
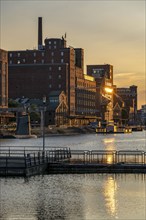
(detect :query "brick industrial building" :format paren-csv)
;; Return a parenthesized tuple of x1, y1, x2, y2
(0, 49, 8, 108)
(0, 49, 14, 124)
(8, 17, 97, 125)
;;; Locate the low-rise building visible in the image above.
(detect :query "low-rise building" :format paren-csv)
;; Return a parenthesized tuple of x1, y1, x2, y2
(116, 85, 137, 125)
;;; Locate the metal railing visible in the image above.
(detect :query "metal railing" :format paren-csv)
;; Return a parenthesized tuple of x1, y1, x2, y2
(0, 147, 71, 175)
(0, 148, 146, 167)
(70, 150, 146, 164)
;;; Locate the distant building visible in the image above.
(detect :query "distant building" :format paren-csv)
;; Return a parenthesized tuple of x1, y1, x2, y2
(47, 91, 68, 126)
(87, 64, 114, 122)
(8, 17, 97, 126)
(116, 85, 137, 125)
(0, 49, 11, 124)
(139, 105, 146, 125)
(0, 49, 8, 108)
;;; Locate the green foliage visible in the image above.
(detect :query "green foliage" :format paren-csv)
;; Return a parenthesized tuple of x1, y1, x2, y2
(30, 111, 40, 123)
(8, 99, 20, 107)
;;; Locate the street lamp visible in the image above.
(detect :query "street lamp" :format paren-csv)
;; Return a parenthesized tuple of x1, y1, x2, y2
(42, 95, 46, 152)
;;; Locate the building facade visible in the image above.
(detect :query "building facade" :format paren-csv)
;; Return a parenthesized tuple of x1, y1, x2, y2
(116, 85, 137, 125)
(139, 105, 146, 126)
(8, 17, 97, 126)
(0, 49, 10, 124)
(0, 49, 8, 108)
(87, 64, 114, 123)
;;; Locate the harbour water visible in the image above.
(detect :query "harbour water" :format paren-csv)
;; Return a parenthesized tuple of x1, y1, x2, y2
(0, 131, 146, 219)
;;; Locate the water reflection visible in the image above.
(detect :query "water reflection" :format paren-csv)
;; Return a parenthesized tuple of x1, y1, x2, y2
(0, 174, 145, 220)
(103, 175, 118, 218)
(104, 138, 115, 144)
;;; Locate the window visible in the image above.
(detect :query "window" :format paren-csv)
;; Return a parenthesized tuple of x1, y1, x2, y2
(42, 59, 44, 64)
(17, 60, 20, 64)
(9, 53, 12, 57)
(58, 84, 61, 89)
(54, 45, 56, 49)
(49, 67, 52, 71)
(34, 60, 36, 63)
(49, 84, 52, 88)
(51, 59, 54, 63)
(61, 59, 64, 63)
(49, 41, 51, 45)
(17, 53, 20, 57)
(61, 52, 64, 56)
(42, 52, 44, 56)
(54, 41, 56, 44)
(10, 60, 12, 64)
(23, 59, 25, 63)
(34, 52, 36, 57)
(51, 52, 54, 56)
(58, 66, 61, 71)
(49, 46, 51, 49)
(49, 75, 52, 79)
(58, 74, 61, 79)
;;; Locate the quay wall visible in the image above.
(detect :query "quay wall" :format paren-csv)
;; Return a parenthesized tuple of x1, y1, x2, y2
(48, 163, 146, 174)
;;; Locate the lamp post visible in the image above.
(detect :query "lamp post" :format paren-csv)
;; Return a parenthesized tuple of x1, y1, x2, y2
(42, 95, 46, 152)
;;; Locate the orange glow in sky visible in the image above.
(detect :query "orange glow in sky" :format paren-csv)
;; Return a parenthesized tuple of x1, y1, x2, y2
(1, 1, 145, 108)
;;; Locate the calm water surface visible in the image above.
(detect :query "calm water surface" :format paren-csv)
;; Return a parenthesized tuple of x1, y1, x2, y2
(0, 131, 146, 219)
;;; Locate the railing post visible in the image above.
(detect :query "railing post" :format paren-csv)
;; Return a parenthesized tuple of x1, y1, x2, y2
(27, 154, 31, 167)
(5, 154, 8, 176)
(34, 153, 36, 165)
(84, 151, 87, 164)
(24, 148, 26, 157)
(9, 147, 10, 157)
(38, 152, 40, 164)
(42, 151, 45, 163)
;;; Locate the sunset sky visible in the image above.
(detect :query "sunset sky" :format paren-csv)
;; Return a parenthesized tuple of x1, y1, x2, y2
(0, 0, 145, 108)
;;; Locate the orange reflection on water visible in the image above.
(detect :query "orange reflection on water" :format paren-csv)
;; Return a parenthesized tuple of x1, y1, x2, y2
(103, 176, 118, 218)
(104, 138, 115, 144)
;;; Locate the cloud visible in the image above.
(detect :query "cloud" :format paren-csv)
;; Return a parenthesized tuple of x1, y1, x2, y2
(115, 72, 136, 77)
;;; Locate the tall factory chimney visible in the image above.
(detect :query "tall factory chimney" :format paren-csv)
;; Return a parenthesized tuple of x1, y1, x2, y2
(38, 17, 43, 50)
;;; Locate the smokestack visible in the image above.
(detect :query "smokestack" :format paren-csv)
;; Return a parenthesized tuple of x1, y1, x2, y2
(38, 17, 43, 50)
